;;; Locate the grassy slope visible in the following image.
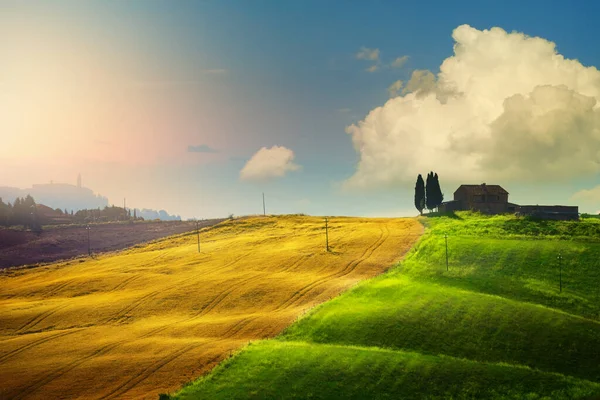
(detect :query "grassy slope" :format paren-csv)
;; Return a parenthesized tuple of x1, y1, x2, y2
(176, 342, 599, 400)
(171, 213, 600, 399)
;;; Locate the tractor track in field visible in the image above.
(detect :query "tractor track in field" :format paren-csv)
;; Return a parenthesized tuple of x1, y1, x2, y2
(279, 224, 389, 310)
(10, 338, 130, 400)
(10, 303, 261, 400)
(131, 253, 311, 340)
(7, 228, 386, 398)
(103, 251, 255, 327)
(104, 286, 177, 325)
(140, 227, 387, 340)
(134, 273, 265, 340)
(0, 329, 82, 363)
(109, 274, 142, 292)
(14, 303, 70, 334)
(99, 343, 199, 400)
(100, 315, 262, 399)
(43, 280, 72, 298)
(1, 217, 419, 400)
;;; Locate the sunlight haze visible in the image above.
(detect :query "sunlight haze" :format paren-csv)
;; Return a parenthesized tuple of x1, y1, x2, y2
(2, 1, 600, 218)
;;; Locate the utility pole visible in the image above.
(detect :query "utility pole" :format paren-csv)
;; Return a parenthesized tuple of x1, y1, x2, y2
(444, 233, 448, 272)
(196, 219, 200, 253)
(558, 252, 563, 293)
(325, 217, 329, 252)
(262, 192, 266, 216)
(86, 225, 91, 256)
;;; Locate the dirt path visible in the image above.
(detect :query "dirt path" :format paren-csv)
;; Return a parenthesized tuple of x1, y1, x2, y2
(0, 216, 422, 399)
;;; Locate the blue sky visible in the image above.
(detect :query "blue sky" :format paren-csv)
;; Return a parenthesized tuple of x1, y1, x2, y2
(2, 0, 600, 218)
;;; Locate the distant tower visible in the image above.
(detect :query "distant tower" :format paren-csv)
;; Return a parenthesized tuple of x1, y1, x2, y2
(77, 173, 82, 188)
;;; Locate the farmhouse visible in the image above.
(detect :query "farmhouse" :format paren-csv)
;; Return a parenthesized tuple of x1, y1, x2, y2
(438, 183, 579, 220)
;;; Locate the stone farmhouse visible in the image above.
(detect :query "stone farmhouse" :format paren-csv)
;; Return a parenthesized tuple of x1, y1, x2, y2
(438, 183, 579, 220)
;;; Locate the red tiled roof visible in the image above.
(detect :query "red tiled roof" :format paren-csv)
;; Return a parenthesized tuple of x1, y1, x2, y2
(454, 184, 508, 195)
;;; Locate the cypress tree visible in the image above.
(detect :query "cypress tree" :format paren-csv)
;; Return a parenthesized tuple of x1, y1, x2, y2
(425, 172, 435, 211)
(433, 173, 444, 210)
(414, 175, 425, 215)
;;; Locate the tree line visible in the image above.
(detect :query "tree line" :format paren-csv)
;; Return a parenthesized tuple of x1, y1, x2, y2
(414, 171, 444, 215)
(0, 195, 41, 230)
(0, 195, 144, 230)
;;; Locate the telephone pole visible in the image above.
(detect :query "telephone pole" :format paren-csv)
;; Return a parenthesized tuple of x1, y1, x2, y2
(558, 252, 563, 293)
(86, 225, 91, 256)
(444, 233, 448, 272)
(262, 192, 266, 216)
(325, 217, 329, 252)
(196, 220, 200, 253)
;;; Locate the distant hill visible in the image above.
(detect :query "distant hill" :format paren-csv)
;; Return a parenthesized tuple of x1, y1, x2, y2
(134, 208, 181, 221)
(0, 183, 181, 222)
(0, 183, 108, 212)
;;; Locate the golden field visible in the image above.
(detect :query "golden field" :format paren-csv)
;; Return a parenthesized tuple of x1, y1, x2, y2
(0, 215, 422, 399)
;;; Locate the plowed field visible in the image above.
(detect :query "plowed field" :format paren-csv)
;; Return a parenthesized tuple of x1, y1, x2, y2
(0, 215, 421, 399)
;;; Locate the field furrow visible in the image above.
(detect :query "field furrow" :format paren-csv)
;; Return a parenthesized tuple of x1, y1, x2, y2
(0, 215, 421, 399)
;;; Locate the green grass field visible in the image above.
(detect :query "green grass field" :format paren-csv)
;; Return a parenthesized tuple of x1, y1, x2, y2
(168, 213, 600, 399)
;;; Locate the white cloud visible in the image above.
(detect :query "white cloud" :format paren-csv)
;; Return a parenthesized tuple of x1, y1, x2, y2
(240, 146, 300, 181)
(391, 56, 409, 68)
(356, 47, 381, 72)
(356, 47, 380, 62)
(344, 25, 600, 189)
(401, 70, 439, 96)
(387, 80, 404, 98)
(570, 186, 600, 204)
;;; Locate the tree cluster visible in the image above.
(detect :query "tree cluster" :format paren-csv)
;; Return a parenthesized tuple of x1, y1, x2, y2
(0, 195, 145, 229)
(414, 172, 444, 214)
(71, 206, 143, 224)
(0, 195, 41, 230)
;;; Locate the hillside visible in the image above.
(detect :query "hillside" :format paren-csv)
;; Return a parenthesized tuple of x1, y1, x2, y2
(172, 213, 600, 399)
(0, 220, 223, 269)
(0, 216, 421, 399)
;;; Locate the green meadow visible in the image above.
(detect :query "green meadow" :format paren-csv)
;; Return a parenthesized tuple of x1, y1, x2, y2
(169, 213, 600, 399)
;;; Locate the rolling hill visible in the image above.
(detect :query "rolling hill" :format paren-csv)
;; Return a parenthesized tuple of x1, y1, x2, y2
(0, 215, 421, 399)
(172, 213, 600, 399)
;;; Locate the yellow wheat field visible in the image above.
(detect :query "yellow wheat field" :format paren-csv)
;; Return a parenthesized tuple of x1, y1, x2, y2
(0, 215, 422, 399)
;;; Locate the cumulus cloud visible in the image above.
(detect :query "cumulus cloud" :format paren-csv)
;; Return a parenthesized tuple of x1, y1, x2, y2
(388, 80, 404, 98)
(356, 47, 381, 72)
(188, 144, 219, 153)
(345, 25, 600, 189)
(240, 146, 300, 181)
(570, 186, 600, 205)
(391, 55, 409, 68)
(356, 47, 380, 61)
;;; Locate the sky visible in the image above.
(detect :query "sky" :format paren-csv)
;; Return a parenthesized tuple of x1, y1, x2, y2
(1, 0, 600, 219)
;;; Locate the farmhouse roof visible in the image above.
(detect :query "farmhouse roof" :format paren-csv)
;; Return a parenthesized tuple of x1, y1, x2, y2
(454, 184, 508, 196)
